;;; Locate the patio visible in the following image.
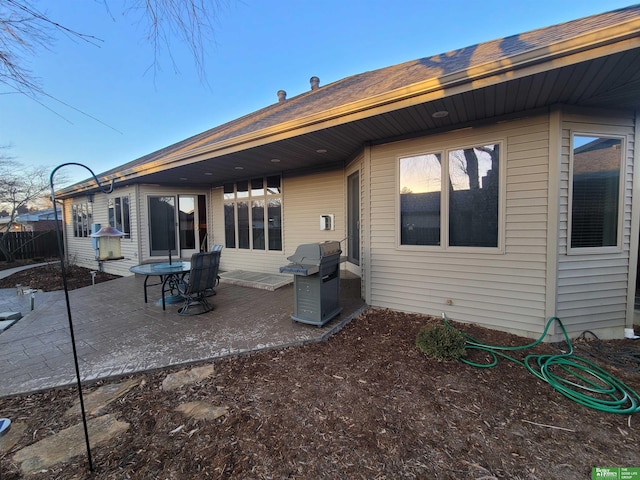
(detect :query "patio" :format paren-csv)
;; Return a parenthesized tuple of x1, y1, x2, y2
(0, 271, 366, 398)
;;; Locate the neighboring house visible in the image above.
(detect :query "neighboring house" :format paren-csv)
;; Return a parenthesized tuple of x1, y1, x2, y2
(0, 217, 14, 233)
(15, 208, 63, 232)
(57, 5, 640, 341)
(0, 208, 62, 232)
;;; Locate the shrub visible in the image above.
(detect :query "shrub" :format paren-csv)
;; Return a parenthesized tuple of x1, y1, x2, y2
(415, 324, 467, 361)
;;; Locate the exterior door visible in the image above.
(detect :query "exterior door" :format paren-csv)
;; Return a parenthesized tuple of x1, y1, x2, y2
(149, 194, 207, 258)
(347, 172, 360, 265)
(178, 195, 198, 258)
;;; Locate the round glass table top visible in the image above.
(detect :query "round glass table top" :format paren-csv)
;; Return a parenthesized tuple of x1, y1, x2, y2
(129, 261, 191, 275)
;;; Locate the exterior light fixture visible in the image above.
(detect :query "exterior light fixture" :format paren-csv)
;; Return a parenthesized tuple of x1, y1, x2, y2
(432, 110, 449, 118)
(270, 158, 281, 163)
(316, 149, 327, 154)
(234, 166, 244, 170)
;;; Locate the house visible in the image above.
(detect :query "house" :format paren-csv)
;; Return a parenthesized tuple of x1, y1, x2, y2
(56, 5, 640, 341)
(0, 208, 62, 232)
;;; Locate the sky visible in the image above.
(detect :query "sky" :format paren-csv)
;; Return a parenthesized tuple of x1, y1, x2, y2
(0, 0, 634, 185)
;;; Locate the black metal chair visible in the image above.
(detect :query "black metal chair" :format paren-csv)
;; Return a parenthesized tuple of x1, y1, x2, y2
(204, 244, 223, 296)
(176, 250, 222, 316)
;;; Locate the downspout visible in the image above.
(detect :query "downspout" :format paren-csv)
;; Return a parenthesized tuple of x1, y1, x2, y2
(135, 184, 143, 264)
(363, 142, 372, 305)
(625, 109, 640, 338)
(58, 199, 69, 265)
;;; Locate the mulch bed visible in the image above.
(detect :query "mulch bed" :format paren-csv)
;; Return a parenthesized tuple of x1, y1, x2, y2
(0, 261, 119, 292)
(1, 302, 640, 479)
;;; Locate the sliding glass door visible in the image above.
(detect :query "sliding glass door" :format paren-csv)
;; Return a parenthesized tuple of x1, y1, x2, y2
(149, 194, 207, 257)
(179, 195, 197, 257)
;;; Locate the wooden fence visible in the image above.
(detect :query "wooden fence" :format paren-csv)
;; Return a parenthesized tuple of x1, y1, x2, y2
(0, 230, 62, 261)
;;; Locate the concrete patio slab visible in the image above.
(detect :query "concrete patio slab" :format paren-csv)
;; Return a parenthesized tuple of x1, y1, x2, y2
(0, 320, 16, 332)
(219, 269, 293, 291)
(0, 272, 366, 398)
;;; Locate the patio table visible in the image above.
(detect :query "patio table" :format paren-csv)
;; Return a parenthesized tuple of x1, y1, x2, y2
(129, 261, 191, 310)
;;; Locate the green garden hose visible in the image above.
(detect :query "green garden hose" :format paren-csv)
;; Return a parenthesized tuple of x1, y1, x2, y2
(442, 315, 640, 414)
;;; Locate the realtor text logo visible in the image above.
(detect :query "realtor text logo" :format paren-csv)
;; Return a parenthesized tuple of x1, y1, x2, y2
(594, 468, 619, 478)
(592, 467, 640, 480)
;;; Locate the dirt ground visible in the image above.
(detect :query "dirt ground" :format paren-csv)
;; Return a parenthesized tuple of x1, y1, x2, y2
(0, 260, 120, 292)
(1, 264, 640, 479)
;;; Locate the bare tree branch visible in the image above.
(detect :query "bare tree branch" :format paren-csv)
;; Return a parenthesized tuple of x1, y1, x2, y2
(0, 160, 61, 261)
(130, 0, 226, 80)
(0, 0, 103, 95)
(1, 0, 228, 97)
(5, 0, 102, 45)
(0, 143, 16, 163)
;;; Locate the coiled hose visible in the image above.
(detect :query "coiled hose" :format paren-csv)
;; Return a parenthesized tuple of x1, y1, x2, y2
(442, 315, 640, 414)
(575, 330, 640, 372)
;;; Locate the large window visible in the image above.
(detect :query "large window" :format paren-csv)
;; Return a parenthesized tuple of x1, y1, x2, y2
(400, 153, 442, 246)
(570, 134, 623, 250)
(108, 196, 131, 238)
(72, 202, 93, 238)
(224, 176, 282, 251)
(399, 143, 501, 248)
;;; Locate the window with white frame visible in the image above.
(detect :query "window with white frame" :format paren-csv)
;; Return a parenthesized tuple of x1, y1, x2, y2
(108, 196, 131, 238)
(399, 142, 501, 248)
(224, 176, 282, 251)
(569, 134, 623, 250)
(72, 202, 93, 238)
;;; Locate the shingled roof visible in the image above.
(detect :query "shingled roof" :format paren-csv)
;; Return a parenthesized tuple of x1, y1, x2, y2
(65, 4, 640, 193)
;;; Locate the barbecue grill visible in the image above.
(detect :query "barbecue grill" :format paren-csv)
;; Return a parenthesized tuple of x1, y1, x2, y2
(279, 241, 342, 326)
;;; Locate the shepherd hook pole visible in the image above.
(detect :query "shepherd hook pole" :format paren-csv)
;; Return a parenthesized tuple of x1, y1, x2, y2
(50, 163, 114, 473)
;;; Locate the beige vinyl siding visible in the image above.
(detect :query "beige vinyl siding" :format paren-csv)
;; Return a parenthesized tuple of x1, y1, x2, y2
(63, 199, 97, 270)
(368, 115, 551, 338)
(212, 169, 346, 275)
(111, 190, 139, 277)
(556, 110, 635, 337)
(64, 185, 139, 277)
(66, 184, 211, 277)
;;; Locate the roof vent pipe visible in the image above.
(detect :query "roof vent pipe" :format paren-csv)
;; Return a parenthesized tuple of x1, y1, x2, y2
(277, 90, 287, 102)
(310, 76, 320, 90)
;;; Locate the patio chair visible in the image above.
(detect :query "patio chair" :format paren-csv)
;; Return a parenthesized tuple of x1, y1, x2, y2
(206, 244, 223, 296)
(176, 250, 222, 316)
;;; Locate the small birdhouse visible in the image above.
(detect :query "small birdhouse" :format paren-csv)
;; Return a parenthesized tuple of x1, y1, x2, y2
(90, 226, 125, 260)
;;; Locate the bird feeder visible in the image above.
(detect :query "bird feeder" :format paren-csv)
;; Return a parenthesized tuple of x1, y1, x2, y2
(90, 226, 125, 260)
